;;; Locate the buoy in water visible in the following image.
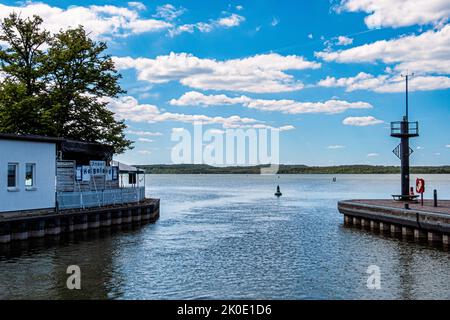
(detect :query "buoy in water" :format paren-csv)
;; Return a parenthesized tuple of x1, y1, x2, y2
(275, 185, 282, 197)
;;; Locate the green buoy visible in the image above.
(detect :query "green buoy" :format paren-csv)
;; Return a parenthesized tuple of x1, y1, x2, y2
(275, 185, 282, 197)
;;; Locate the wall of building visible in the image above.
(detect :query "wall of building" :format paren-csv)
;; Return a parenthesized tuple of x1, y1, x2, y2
(0, 139, 56, 213)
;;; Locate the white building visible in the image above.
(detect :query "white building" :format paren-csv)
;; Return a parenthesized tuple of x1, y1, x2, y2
(0, 134, 145, 214)
(0, 134, 58, 213)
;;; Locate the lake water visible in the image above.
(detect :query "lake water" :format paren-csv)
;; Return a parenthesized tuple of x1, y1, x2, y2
(0, 174, 449, 300)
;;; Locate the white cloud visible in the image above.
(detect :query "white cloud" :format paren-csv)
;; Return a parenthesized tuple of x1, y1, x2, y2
(207, 129, 226, 135)
(170, 91, 373, 114)
(138, 150, 152, 155)
(446, 145, 450, 148)
(316, 25, 450, 75)
(367, 153, 379, 157)
(218, 14, 245, 27)
(114, 52, 321, 93)
(336, 36, 353, 46)
(0, 3, 172, 39)
(236, 5, 244, 11)
(169, 13, 244, 36)
(126, 130, 163, 137)
(153, 4, 186, 21)
(104, 95, 292, 130)
(342, 116, 384, 126)
(127, 2, 146, 11)
(138, 138, 154, 143)
(337, 0, 450, 28)
(271, 17, 279, 27)
(278, 125, 295, 132)
(318, 72, 450, 92)
(328, 145, 345, 149)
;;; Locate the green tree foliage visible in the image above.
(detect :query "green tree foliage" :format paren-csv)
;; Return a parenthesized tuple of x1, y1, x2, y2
(0, 13, 132, 153)
(136, 164, 450, 174)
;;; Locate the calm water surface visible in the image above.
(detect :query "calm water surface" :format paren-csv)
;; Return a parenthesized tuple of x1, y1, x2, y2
(0, 174, 449, 300)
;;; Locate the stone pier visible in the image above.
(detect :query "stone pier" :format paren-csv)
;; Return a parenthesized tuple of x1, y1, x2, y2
(0, 199, 160, 244)
(339, 199, 450, 246)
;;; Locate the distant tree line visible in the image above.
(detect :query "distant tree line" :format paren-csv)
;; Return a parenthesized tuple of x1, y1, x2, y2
(0, 13, 132, 153)
(135, 164, 450, 174)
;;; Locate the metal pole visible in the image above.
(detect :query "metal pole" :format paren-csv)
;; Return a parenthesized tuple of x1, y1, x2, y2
(401, 120, 410, 198)
(406, 75, 409, 120)
(434, 189, 438, 207)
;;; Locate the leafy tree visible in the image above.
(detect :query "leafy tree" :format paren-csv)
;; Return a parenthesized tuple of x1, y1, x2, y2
(0, 13, 132, 153)
(0, 13, 49, 134)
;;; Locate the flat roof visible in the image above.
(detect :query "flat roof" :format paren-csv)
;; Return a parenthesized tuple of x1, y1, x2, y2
(0, 133, 63, 144)
(0, 134, 114, 158)
(111, 160, 145, 173)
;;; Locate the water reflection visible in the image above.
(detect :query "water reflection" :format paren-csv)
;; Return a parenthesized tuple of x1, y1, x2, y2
(0, 174, 449, 299)
(0, 223, 151, 299)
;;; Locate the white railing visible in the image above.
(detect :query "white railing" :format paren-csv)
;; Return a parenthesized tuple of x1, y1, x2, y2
(56, 187, 145, 210)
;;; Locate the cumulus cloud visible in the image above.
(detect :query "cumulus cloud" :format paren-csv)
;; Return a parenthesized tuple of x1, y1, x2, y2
(318, 72, 450, 92)
(337, 0, 450, 28)
(316, 25, 450, 75)
(0, 3, 172, 39)
(170, 91, 372, 114)
(114, 52, 321, 93)
(103, 95, 292, 130)
(218, 14, 245, 27)
(336, 36, 353, 46)
(278, 125, 295, 132)
(169, 13, 245, 36)
(138, 138, 154, 143)
(342, 116, 384, 126)
(127, 130, 163, 136)
(153, 4, 186, 21)
(127, 2, 146, 11)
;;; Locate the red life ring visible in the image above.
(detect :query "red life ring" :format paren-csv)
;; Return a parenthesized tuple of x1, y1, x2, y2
(416, 178, 425, 194)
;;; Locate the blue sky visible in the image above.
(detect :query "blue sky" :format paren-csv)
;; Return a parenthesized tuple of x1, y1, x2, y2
(1, 0, 449, 166)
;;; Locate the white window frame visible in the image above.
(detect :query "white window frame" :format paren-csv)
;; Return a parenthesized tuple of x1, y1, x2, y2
(7, 162, 19, 191)
(25, 163, 37, 191)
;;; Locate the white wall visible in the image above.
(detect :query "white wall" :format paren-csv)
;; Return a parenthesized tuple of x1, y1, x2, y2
(0, 139, 56, 213)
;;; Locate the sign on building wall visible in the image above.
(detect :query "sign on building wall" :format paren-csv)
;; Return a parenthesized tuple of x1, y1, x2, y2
(90, 161, 106, 176)
(76, 161, 117, 182)
(106, 166, 112, 181)
(76, 166, 83, 181)
(82, 166, 91, 181)
(112, 166, 119, 181)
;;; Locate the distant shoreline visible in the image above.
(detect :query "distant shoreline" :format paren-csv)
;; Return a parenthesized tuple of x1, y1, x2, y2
(134, 164, 450, 175)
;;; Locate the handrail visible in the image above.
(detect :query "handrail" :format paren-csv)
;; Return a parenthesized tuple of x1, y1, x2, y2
(390, 121, 419, 135)
(56, 187, 145, 210)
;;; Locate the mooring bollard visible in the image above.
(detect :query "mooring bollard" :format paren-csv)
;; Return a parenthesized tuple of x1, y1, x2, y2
(434, 189, 438, 207)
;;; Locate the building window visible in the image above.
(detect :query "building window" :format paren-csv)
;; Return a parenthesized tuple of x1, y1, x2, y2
(26, 163, 35, 187)
(7, 163, 18, 188)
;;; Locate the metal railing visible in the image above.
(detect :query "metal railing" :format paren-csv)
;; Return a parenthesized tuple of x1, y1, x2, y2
(56, 187, 145, 210)
(390, 121, 419, 136)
